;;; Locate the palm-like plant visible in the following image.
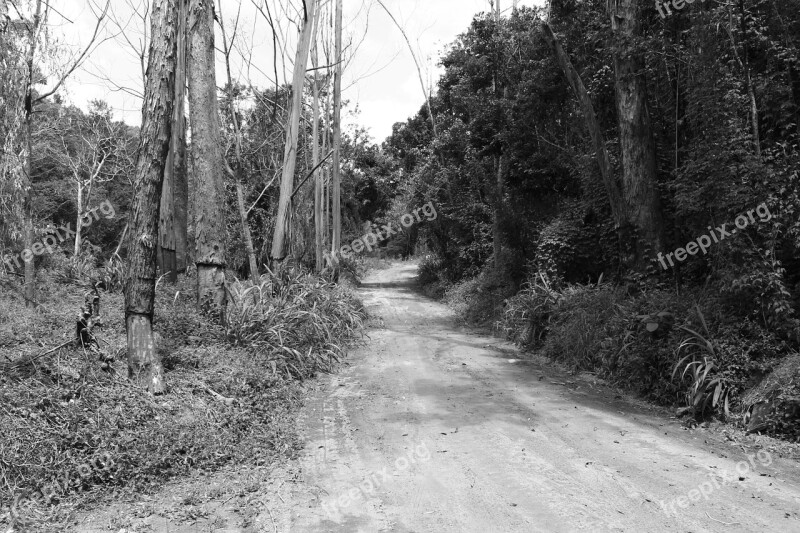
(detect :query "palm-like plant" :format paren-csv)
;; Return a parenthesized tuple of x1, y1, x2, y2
(672, 308, 731, 419)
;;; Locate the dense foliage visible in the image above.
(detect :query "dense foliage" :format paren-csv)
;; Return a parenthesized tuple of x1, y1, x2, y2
(378, 1, 800, 432)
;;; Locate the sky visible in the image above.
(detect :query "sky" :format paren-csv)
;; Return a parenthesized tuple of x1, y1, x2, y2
(35, 0, 545, 144)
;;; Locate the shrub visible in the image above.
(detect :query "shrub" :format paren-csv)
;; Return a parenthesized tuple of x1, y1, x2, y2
(225, 267, 367, 379)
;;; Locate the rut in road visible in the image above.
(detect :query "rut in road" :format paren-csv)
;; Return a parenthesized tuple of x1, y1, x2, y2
(264, 261, 800, 533)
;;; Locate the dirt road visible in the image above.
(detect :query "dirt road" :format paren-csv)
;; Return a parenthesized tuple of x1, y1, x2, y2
(263, 262, 800, 532)
(73, 261, 800, 533)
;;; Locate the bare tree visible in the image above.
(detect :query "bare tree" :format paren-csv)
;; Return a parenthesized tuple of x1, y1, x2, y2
(15, 0, 110, 306)
(218, 0, 260, 281)
(124, 0, 178, 394)
(375, 0, 436, 138)
(50, 103, 129, 255)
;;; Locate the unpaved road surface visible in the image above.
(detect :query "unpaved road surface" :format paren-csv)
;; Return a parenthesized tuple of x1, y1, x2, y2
(263, 262, 800, 532)
(74, 261, 800, 532)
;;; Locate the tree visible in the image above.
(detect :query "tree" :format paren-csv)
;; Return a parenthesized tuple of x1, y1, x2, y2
(188, 0, 227, 315)
(540, 20, 625, 229)
(311, 34, 324, 271)
(158, 0, 188, 283)
(11, 0, 109, 306)
(50, 102, 130, 256)
(218, 0, 259, 281)
(270, 0, 318, 263)
(608, 0, 664, 268)
(331, 0, 342, 254)
(124, 0, 178, 394)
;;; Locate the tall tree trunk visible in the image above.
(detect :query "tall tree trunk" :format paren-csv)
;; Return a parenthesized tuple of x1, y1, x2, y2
(312, 41, 324, 272)
(124, 0, 178, 394)
(219, 0, 259, 281)
(609, 0, 664, 269)
(541, 21, 625, 227)
(21, 0, 43, 308)
(174, 0, 188, 273)
(323, 90, 331, 250)
(493, 154, 503, 262)
(174, 118, 188, 271)
(270, 0, 317, 262)
(158, 0, 187, 283)
(188, 0, 227, 316)
(331, 0, 343, 253)
(74, 182, 83, 256)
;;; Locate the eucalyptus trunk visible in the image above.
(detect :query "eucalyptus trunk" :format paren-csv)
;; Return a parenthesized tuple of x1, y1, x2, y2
(609, 0, 664, 269)
(270, 0, 318, 262)
(331, 0, 343, 253)
(188, 0, 227, 315)
(124, 0, 178, 394)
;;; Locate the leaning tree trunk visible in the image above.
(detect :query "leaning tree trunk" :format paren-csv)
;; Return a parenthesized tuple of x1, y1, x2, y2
(188, 0, 227, 316)
(124, 0, 178, 394)
(270, 0, 317, 262)
(609, 0, 664, 269)
(541, 21, 625, 228)
(331, 0, 343, 253)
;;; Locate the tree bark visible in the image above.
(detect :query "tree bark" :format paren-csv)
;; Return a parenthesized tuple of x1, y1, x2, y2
(331, 0, 343, 253)
(124, 0, 178, 395)
(541, 21, 625, 228)
(158, 0, 187, 283)
(609, 0, 664, 269)
(270, 0, 317, 262)
(188, 0, 227, 315)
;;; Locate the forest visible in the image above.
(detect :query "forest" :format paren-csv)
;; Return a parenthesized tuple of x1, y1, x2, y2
(2, 0, 800, 531)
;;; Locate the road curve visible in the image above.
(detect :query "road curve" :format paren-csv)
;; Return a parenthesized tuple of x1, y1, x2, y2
(268, 261, 800, 533)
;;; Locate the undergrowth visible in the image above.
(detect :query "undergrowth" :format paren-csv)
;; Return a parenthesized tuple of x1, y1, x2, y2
(420, 254, 798, 437)
(0, 265, 366, 531)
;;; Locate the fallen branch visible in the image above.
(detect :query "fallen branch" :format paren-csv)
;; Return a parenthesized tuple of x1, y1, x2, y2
(1, 340, 74, 371)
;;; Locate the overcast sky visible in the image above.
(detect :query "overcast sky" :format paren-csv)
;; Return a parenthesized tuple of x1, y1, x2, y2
(40, 0, 545, 143)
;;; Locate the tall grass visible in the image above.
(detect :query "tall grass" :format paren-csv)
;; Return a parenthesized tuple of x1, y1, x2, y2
(226, 267, 367, 379)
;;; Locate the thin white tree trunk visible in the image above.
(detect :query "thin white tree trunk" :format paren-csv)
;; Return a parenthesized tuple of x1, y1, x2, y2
(270, 0, 318, 262)
(74, 182, 83, 256)
(331, 0, 342, 253)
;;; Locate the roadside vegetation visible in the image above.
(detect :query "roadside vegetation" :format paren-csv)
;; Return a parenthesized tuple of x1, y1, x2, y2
(397, 2, 800, 441)
(0, 264, 366, 531)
